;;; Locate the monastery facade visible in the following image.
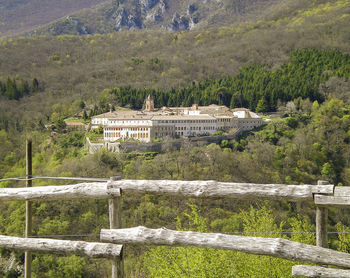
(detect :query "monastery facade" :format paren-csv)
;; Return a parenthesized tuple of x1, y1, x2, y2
(91, 96, 264, 142)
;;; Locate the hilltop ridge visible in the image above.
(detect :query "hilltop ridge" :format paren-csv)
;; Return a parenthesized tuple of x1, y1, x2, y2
(0, 0, 109, 37)
(31, 0, 284, 35)
(0, 0, 313, 36)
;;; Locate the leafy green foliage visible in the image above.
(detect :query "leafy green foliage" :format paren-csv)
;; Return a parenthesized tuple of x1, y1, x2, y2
(0, 98, 350, 276)
(142, 203, 315, 277)
(121, 98, 349, 186)
(32, 255, 86, 278)
(335, 222, 350, 253)
(108, 49, 350, 111)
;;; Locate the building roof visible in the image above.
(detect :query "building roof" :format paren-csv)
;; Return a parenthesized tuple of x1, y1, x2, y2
(197, 104, 228, 110)
(91, 103, 261, 122)
(151, 114, 216, 121)
(92, 111, 116, 119)
(102, 110, 151, 120)
(232, 108, 261, 119)
(65, 122, 86, 126)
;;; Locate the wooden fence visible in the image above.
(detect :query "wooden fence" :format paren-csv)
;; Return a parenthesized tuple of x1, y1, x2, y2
(0, 235, 122, 259)
(0, 140, 124, 278)
(1, 180, 333, 201)
(100, 226, 350, 268)
(3, 176, 350, 277)
(0, 180, 124, 278)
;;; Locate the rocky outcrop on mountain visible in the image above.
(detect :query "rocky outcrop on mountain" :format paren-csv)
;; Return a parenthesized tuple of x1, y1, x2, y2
(140, 0, 160, 11)
(170, 4, 200, 31)
(114, 8, 142, 30)
(144, 0, 167, 24)
(30, 0, 278, 35)
(112, 0, 169, 30)
(111, 0, 200, 31)
(171, 13, 189, 31)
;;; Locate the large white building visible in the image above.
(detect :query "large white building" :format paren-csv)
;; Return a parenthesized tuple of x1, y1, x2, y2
(91, 96, 264, 142)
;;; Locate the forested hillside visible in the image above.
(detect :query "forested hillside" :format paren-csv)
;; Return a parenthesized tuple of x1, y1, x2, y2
(106, 49, 349, 111)
(0, 96, 350, 277)
(28, 0, 350, 36)
(0, 77, 39, 100)
(0, 0, 317, 36)
(0, 0, 349, 276)
(0, 0, 349, 134)
(0, 0, 109, 36)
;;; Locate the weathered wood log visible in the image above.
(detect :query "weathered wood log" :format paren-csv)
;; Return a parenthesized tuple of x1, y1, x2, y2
(315, 187, 350, 207)
(331, 186, 350, 196)
(101, 226, 350, 268)
(316, 207, 328, 248)
(0, 181, 333, 202)
(0, 183, 120, 201)
(107, 180, 334, 201)
(0, 235, 122, 259)
(315, 195, 350, 207)
(292, 265, 350, 278)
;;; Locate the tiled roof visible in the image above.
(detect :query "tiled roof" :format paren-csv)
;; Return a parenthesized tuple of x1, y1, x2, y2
(151, 114, 216, 120)
(65, 122, 86, 126)
(92, 105, 261, 121)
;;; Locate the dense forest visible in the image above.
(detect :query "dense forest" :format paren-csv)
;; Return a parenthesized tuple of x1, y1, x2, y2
(0, 77, 39, 100)
(107, 49, 350, 111)
(0, 0, 349, 135)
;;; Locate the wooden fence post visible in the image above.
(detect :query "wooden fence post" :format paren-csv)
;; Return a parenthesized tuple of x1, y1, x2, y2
(316, 180, 329, 248)
(109, 176, 123, 278)
(25, 139, 32, 278)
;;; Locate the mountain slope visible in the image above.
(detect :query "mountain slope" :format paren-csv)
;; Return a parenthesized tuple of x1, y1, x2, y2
(31, 0, 282, 35)
(0, 0, 109, 36)
(0, 0, 348, 132)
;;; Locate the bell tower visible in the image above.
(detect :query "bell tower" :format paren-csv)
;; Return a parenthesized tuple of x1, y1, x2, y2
(145, 95, 154, 112)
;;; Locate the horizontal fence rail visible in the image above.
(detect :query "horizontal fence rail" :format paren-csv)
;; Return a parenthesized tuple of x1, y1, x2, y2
(0, 180, 337, 202)
(315, 187, 350, 207)
(100, 226, 350, 268)
(0, 235, 122, 259)
(108, 180, 334, 201)
(0, 183, 121, 201)
(292, 265, 350, 278)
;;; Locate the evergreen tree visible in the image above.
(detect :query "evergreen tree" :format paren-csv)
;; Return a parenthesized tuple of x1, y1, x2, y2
(32, 78, 39, 92)
(256, 97, 269, 112)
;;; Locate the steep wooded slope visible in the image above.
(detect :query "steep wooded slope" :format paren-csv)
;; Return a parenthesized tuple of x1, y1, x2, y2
(0, 0, 109, 36)
(0, 0, 349, 131)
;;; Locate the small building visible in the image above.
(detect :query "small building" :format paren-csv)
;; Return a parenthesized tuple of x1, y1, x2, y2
(65, 121, 87, 131)
(232, 108, 264, 131)
(91, 96, 264, 142)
